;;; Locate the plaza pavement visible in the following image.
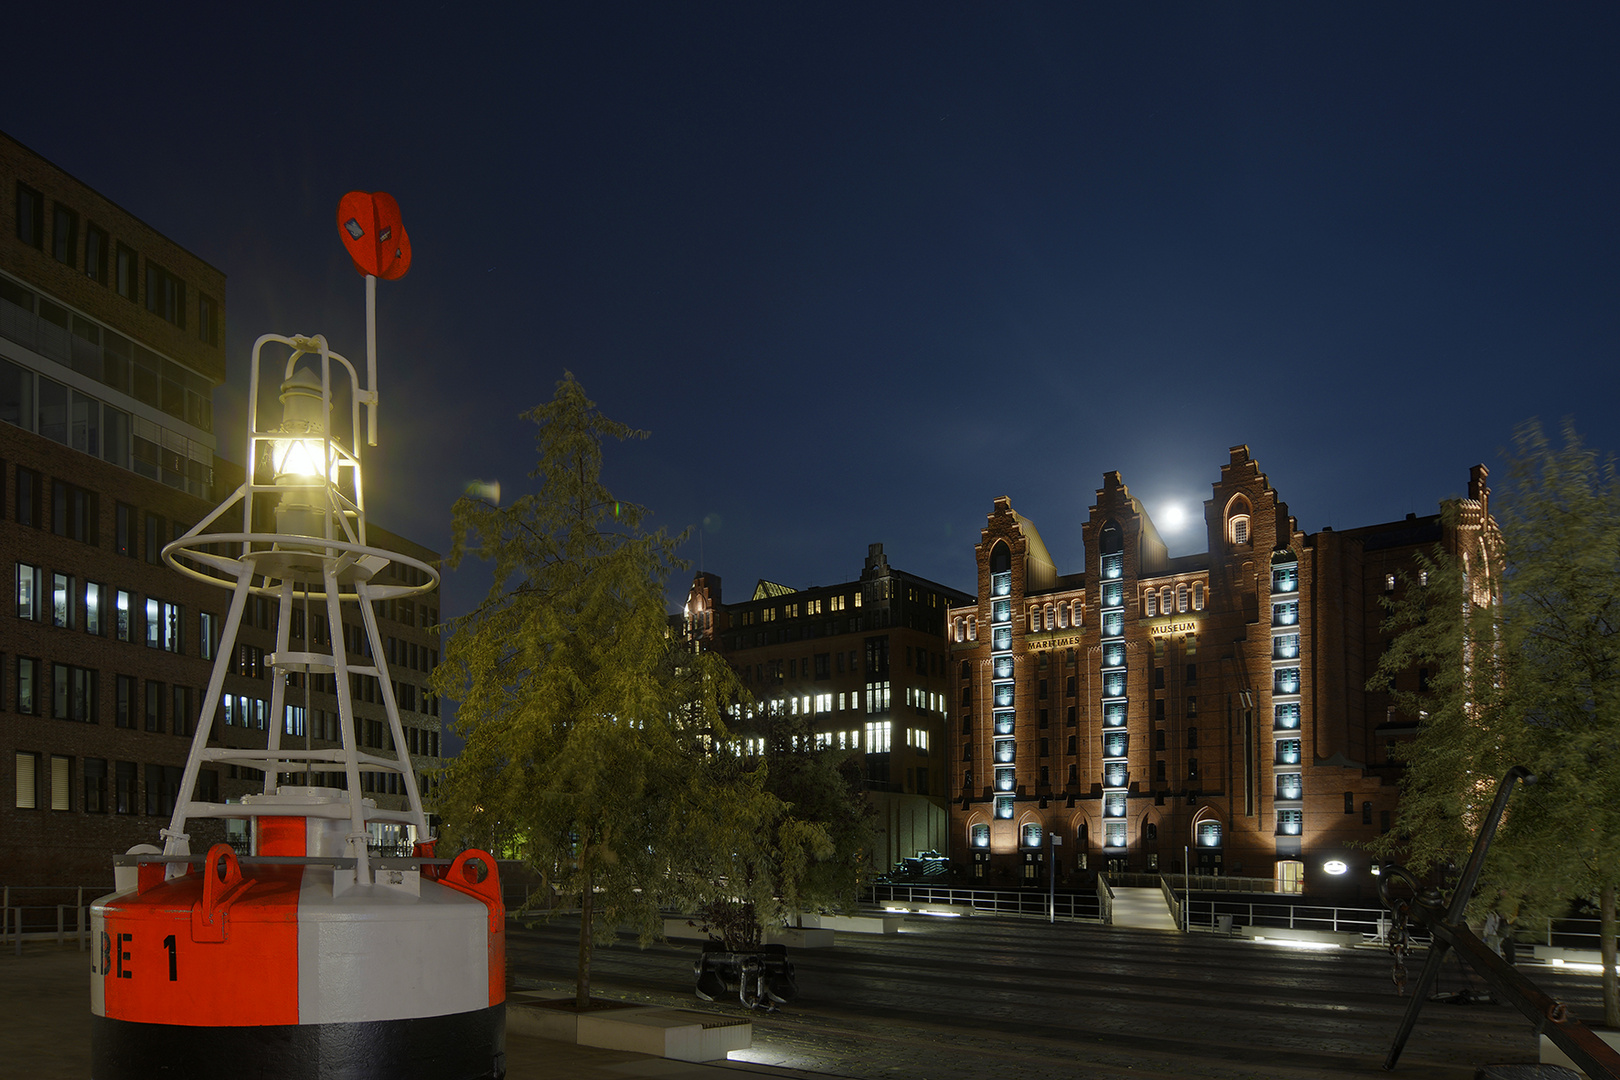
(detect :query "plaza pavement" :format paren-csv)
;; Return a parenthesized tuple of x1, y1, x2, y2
(0, 941, 809, 1080)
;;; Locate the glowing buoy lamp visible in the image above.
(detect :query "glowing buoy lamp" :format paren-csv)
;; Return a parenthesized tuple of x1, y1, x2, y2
(90, 195, 505, 1080)
(1323, 860, 1350, 876)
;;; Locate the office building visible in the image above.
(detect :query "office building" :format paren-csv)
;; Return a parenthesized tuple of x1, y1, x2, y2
(1, 131, 444, 899)
(681, 543, 972, 869)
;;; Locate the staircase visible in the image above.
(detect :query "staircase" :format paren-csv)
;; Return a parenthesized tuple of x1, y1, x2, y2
(1109, 887, 1180, 930)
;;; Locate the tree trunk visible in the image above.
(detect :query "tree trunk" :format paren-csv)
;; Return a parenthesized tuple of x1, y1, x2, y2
(576, 864, 594, 1009)
(1602, 881, 1617, 1030)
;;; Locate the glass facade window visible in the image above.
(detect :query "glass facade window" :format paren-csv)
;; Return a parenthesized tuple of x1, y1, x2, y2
(993, 655, 1013, 678)
(992, 627, 1012, 651)
(991, 571, 1011, 597)
(1276, 772, 1302, 800)
(970, 823, 989, 847)
(1274, 702, 1300, 730)
(992, 599, 1011, 623)
(1101, 554, 1123, 581)
(994, 795, 1014, 819)
(1104, 762, 1128, 788)
(1276, 739, 1301, 765)
(1103, 732, 1127, 758)
(1272, 564, 1298, 593)
(993, 711, 1015, 735)
(1102, 581, 1123, 606)
(995, 767, 1016, 792)
(993, 681, 1014, 707)
(1277, 809, 1303, 836)
(84, 582, 102, 634)
(1273, 668, 1300, 695)
(1272, 601, 1298, 626)
(1103, 672, 1126, 698)
(993, 738, 1015, 764)
(1022, 823, 1042, 848)
(1103, 702, 1126, 727)
(1104, 792, 1125, 818)
(1102, 613, 1123, 637)
(1102, 644, 1125, 668)
(1197, 821, 1222, 847)
(1104, 822, 1126, 847)
(1273, 634, 1300, 660)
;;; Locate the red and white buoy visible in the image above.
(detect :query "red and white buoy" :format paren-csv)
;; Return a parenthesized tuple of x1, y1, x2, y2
(90, 196, 505, 1079)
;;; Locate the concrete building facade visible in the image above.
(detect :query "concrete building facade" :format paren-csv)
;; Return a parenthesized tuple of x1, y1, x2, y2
(1, 131, 444, 902)
(947, 446, 1496, 898)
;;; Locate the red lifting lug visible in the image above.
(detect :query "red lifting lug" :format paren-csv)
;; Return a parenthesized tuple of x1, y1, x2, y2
(413, 839, 440, 881)
(191, 844, 251, 943)
(440, 850, 504, 932)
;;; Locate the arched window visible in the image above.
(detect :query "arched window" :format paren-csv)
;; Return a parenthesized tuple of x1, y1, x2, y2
(1161, 587, 1173, 613)
(1022, 822, 1043, 848)
(1044, 603, 1055, 630)
(1177, 584, 1189, 613)
(1144, 590, 1157, 617)
(1070, 601, 1083, 625)
(967, 616, 977, 640)
(1056, 602, 1067, 629)
(970, 823, 990, 848)
(1197, 820, 1222, 848)
(1226, 495, 1252, 546)
(1192, 582, 1204, 610)
(1146, 822, 1158, 842)
(990, 541, 1011, 577)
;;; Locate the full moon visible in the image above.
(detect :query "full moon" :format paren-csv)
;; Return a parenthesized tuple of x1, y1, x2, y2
(1159, 504, 1186, 530)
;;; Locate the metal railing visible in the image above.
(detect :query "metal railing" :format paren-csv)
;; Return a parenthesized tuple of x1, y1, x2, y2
(1187, 897, 1404, 940)
(867, 883, 1105, 922)
(0, 886, 106, 954)
(1159, 875, 1183, 930)
(1097, 874, 1114, 925)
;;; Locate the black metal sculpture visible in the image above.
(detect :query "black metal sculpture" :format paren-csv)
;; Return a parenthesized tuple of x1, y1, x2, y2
(1380, 766, 1620, 1078)
(694, 942, 798, 1011)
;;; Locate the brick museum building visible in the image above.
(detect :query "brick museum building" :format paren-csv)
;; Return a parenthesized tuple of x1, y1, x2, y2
(947, 446, 1496, 898)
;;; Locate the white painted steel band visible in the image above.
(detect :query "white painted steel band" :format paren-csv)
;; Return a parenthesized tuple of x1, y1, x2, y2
(295, 873, 491, 1024)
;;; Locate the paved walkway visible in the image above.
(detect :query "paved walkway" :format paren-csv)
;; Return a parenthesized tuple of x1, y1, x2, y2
(0, 942, 802, 1080)
(1108, 886, 1179, 930)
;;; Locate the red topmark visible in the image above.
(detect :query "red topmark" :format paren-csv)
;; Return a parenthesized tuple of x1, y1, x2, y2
(337, 191, 412, 279)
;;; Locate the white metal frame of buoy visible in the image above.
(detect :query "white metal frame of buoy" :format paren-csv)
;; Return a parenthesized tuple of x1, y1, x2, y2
(157, 325, 435, 879)
(90, 234, 505, 1080)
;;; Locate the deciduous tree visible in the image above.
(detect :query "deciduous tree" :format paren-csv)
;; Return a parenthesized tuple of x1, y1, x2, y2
(1372, 420, 1620, 1026)
(431, 373, 774, 1006)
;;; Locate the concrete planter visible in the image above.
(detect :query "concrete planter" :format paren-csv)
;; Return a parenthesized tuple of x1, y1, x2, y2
(1539, 1026, 1620, 1079)
(508, 992, 751, 1063)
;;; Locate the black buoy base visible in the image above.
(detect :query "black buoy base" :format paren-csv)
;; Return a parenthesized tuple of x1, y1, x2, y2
(92, 1004, 505, 1080)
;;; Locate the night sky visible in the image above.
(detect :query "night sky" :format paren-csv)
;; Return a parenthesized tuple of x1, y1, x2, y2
(7, 5, 1618, 612)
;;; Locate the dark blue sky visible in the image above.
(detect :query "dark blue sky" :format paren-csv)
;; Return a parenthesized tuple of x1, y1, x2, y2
(8, 4, 1618, 608)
